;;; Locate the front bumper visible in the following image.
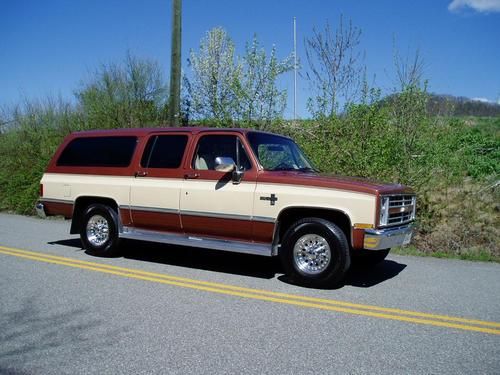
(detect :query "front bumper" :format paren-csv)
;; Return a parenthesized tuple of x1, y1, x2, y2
(35, 202, 46, 218)
(363, 225, 413, 250)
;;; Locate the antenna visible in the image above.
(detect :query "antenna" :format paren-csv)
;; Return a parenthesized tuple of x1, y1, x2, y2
(293, 16, 297, 121)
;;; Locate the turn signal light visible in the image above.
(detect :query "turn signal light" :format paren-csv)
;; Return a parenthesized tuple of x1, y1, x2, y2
(354, 223, 374, 229)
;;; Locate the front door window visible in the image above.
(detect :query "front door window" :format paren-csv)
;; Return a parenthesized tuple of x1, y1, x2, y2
(192, 135, 252, 171)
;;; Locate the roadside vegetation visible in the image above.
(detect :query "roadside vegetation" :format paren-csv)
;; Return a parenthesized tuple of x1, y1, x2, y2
(1, 17, 498, 261)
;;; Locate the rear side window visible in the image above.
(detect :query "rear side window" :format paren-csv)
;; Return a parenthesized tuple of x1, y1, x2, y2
(141, 135, 188, 168)
(57, 136, 137, 167)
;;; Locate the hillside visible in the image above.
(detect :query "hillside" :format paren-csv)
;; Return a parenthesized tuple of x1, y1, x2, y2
(427, 94, 500, 117)
(382, 93, 500, 117)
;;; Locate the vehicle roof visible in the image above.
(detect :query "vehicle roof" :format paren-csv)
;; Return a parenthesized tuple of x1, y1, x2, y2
(70, 127, 281, 137)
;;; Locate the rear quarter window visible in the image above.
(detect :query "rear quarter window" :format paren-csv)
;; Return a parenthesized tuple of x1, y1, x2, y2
(141, 135, 188, 169)
(57, 136, 137, 167)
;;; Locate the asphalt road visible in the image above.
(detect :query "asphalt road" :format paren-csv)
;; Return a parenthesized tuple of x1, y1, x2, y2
(0, 213, 499, 374)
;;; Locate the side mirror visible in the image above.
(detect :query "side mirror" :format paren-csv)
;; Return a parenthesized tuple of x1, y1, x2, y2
(214, 156, 244, 184)
(214, 157, 236, 172)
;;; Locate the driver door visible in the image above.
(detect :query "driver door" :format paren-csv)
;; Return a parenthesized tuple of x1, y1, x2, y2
(180, 133, 257, 241)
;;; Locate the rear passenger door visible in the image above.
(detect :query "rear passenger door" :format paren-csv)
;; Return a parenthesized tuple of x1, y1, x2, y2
(128, 133, 189, 233)
(180, 133, 257, 242)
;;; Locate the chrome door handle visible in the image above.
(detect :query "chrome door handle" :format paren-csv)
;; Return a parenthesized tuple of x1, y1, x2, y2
(135, 171, 148, 177)
(184, 173, 200, 179)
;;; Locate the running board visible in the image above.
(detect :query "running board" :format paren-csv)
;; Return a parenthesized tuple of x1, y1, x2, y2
(120, 227, 273, 257)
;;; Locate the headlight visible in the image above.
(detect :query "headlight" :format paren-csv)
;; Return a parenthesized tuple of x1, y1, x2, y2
(380, 196, 390, 226)
(411, 196, 417, 220)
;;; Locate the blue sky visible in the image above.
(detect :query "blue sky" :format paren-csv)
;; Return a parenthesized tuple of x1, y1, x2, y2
(1, 0, 499, 118)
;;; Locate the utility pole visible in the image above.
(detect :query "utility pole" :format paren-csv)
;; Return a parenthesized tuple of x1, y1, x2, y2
(169, 0, 182, 126)
(293, 17, 297, 121)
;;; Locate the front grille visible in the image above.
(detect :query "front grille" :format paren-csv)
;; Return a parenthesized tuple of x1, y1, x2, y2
(380, 194, 416, 227)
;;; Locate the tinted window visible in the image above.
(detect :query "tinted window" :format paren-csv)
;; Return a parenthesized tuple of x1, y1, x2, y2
(193, 135, 251, 170)
(57, 136, 137, 167)
(141, 135, 188, 168)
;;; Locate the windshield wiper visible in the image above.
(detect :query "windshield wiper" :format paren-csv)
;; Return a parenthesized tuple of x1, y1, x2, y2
(271, 166, 296, 171)
(269, 166, 318, 172)
(297, 167, 319, 173)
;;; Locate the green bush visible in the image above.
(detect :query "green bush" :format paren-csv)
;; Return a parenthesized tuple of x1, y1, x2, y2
(0, 99, 79, 214)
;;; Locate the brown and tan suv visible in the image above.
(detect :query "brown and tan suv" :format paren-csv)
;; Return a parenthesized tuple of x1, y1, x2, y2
(36, 127, 415, 287)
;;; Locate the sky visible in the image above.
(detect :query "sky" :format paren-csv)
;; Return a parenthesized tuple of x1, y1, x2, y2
(1, 0, 500, 119)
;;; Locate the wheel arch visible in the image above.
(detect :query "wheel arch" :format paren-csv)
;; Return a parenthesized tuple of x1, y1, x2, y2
(70, 196, 120, 234)
(273, 206, 353, 250)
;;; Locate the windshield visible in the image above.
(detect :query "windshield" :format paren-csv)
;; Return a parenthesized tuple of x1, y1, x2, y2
(247, 132, 317, 172)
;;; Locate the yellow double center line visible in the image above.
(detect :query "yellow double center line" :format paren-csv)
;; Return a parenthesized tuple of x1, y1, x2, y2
(1, 245, 499, 335)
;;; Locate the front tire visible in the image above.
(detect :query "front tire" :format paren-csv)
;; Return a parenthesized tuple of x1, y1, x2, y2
(80, 204, 121, 257)
(280, 218, 351, 287)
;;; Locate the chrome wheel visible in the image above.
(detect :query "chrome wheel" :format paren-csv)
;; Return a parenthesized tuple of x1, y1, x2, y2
(86, 214, 110, 247)
(293, 234, 331, 275)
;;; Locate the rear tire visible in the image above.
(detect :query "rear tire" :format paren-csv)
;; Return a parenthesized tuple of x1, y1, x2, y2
(80, 204, 121, 257)
(280, 218, 351, 287)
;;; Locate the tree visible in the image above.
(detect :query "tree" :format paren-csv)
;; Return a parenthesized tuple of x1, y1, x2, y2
(236, 36, 293, 127)
(387, 46, 430, 185)
(186, 28, 292, 126)
(305, 15, 363, 117)
(76, 53, 168, 129)
(393, 44, 425, 92)
(186, 27, 240, 123)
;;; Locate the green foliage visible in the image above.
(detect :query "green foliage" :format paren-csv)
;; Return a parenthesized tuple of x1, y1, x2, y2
(0, 54, 169, 214)
(0, 99, 80, 213)
(76, 53, 169, 129)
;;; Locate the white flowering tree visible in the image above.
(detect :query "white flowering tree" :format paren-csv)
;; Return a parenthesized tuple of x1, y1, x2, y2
(186, 27, 240, 123)
(186, 28, 293, 126)
(236, 36, 293, 127)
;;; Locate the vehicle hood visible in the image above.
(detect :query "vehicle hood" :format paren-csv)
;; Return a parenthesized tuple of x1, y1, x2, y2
(257, 171, 413, 195)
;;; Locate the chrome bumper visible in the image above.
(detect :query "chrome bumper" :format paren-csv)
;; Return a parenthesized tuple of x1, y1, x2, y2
(363, 225, 413, 251)
(35, 202, 46, 218)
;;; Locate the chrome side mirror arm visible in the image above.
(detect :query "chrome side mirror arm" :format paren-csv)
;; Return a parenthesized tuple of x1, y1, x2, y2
(232, 168, 244, 184)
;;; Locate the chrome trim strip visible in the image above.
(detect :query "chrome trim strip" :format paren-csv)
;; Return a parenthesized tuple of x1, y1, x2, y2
(125, 205, 179, 215)
(180, 209, 276, 224)
(121, 206, 276, 223)
(252, 216, 276, 223)
(365, 224, 413, 236)
(40, 197, 74, 204)
(120, 227, 273, 257)
(181, 210, 251, 221)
